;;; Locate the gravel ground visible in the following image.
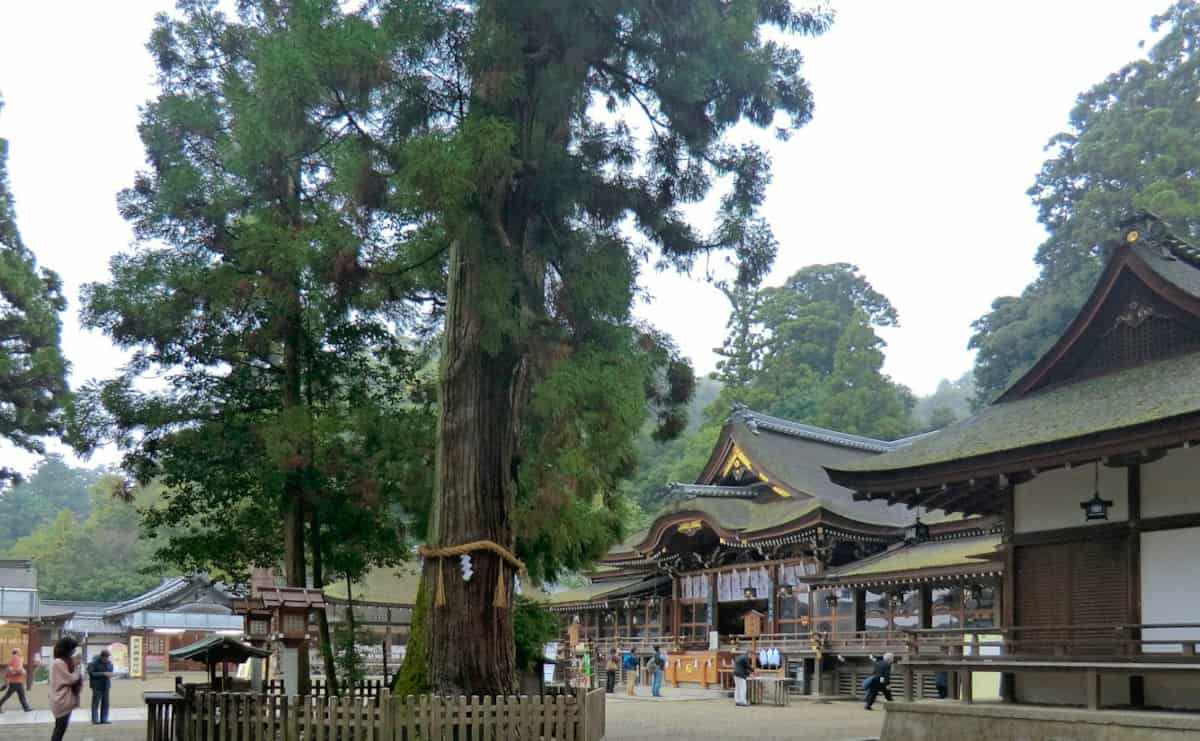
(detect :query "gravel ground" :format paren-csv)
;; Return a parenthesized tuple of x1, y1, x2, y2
(1, 719, 143, 741)
(2, 688, 884, 740)
(605, 696, 883, 741)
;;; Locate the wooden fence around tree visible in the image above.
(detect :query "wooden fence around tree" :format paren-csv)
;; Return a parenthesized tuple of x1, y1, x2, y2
(147, 688, 606, 741)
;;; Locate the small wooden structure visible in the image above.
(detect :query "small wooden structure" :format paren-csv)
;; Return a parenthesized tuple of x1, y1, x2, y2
(743, 610, 765, 638)
(169, 634, 271, 690)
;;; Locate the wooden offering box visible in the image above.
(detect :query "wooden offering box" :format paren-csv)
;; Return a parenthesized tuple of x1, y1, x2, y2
(664, 651, 730, 688)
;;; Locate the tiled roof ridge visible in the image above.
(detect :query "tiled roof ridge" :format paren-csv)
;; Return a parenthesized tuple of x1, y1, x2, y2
(730, 406, 899, 453)
(665, 482, 766, 499)
(102, 576, 194, 618)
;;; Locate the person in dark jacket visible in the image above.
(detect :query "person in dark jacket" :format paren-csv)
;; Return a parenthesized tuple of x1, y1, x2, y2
(935, 671, 948, 699)
(863, 652, 894, 710)
(605, 649, 619, 693)
(87, 649, 114, 724)
(732, 649, 755, 706)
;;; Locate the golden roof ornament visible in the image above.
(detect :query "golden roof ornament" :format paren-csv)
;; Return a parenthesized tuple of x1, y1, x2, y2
(1126, 229, 1139, 244)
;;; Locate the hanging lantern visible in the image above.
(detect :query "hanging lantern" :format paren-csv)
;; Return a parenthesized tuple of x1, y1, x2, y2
(1080, 463, 1113, 521)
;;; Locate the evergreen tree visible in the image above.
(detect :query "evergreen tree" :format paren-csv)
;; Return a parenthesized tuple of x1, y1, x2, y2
(711, 263, 913, 440)
(0, 456, 105, 551)
(384, 0, 830, 695)
(66, 0, 438, 691)
(970, 1, 1200, 404)
(0, 97, 70, 474)
(7, 478, 168, 602)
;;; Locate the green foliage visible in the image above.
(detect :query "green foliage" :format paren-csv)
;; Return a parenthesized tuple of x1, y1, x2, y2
(714, 264, 915, 440)
(970, 1, 1200, 405)
(512, 597, 559, 674)
(621, 378, 722, 514)
(393, 581, 430, 695)
(0, 97, 70, 473)
(68, 0, 437, 585)
(0, 456, 105, 552)
(7, 477, 168, 601)
(333, 621, 368, 689)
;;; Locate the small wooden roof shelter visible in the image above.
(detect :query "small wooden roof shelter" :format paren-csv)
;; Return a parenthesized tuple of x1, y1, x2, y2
(169, 634, 270, 686)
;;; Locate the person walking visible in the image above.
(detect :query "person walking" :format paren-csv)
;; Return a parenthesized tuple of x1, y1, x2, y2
(863, 652, 895, 710)
(49, 636, 83, 741)
(622, 647, 637, 696)
(732, 649, 753, 707)
(649, 645, 665, 698)
(86, 649, 114, 724)
(0, 648, 33, 712)
(604, 648, 619, 693)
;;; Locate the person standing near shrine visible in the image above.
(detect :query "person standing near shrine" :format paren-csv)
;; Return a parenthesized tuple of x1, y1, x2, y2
(863, 653, 895, 710)
(649, 645, 665, 697)
(0, 647, 33, 712)
(732, 648, 754, 707)
(49, 636, 83, 741)
(86, 649, 114, 724)
(605, 648, 619, 693)
(622, 647, 638, 696)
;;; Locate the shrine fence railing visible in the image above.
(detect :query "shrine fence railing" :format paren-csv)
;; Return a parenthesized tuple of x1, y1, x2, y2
(898, 622, 1200, 710)
(146, 687, 606, 741)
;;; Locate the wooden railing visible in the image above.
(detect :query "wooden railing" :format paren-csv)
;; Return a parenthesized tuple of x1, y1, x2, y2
(148, 688, 606, 741)
(898, 623, 1200, 710)
(902, 622, 1200, 660)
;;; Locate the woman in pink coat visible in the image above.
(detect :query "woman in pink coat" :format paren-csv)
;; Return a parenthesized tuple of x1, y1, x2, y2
(48, 637, 82, 741)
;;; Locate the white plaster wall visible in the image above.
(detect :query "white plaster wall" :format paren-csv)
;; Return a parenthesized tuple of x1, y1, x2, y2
(1013, 465, 1127, 534)
(1014, 672, 1130, 706)
(1140, 528, 1200, 710)
(1141, 446, 1200, 518)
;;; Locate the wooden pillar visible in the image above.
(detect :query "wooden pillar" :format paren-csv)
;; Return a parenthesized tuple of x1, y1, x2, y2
(1128, 463, 1144, 705)
(1002, 485, 1017, 703)
(706, 572, 716, 638)
(1085, 668, 1100, 710)
(671, 577, 681, 640)
(767, 564, 778, 634)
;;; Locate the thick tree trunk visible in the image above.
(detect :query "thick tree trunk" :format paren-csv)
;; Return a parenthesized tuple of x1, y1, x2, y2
(310, 512, 339, 696)
(423, 234, 529, 696)
(281, 316, 310, 693)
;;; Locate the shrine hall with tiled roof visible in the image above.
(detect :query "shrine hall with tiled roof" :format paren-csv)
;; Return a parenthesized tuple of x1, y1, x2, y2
(828, 212, 1200, 513)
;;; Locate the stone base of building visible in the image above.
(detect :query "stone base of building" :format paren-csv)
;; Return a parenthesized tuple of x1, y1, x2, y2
(881, 701, 1200, 741)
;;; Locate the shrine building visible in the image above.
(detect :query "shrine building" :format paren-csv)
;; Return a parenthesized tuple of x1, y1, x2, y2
(826, 214, 1200, 737)
(547, 406, 1004, 696)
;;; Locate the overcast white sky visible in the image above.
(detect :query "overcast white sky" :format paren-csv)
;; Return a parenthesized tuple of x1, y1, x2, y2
(0, 1, 1171, 468)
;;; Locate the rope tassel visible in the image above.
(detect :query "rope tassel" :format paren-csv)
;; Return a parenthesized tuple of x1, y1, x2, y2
(494, 564, 508, 608)
(435, 559, 447, 608)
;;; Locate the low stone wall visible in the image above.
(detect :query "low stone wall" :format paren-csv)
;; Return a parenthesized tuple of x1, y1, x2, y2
(881, 701, 1200, 741)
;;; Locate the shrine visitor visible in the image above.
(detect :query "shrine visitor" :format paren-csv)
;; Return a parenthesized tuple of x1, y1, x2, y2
(86, 649, 115, 724)
(49, 636, 83, 741)
(605, 649, 619, 693)
(649, 645, 665, 697)
(863, 653, 895, 710)
(622, 647, 638, 696)
(0, 647, 33, 712)
(732, 649, 754, 707)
